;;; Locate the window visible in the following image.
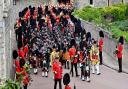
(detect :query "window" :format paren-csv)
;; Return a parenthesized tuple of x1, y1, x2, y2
(90, 0, 93, 5)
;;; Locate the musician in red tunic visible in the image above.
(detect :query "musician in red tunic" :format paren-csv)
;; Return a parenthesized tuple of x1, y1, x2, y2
(52, 55, 63, 89)
(18, 47, 25, 60)
(63, 73, 71, 89)
(116, 36, 124, 73)
(13, 50, 21, 77)
(98, 31, 104, 65)
(69, 45, 78, 77)
(23, 43, 29, 58)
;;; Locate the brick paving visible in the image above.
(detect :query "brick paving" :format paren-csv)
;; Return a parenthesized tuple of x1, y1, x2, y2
(28, 66, 128, 89)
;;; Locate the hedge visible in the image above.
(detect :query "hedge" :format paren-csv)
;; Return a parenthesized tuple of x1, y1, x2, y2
(73, 3, 128, 42)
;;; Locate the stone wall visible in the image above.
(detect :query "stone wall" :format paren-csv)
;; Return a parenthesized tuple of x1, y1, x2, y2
(76, 0, 128, 8)
(0, 0, 7, 81)
(124, 0, 128, 3)
(111, 0, 122, 4)
(94, 0, 108, 7)
(76, 0, 89, 8)
(0, 0, 16, 81)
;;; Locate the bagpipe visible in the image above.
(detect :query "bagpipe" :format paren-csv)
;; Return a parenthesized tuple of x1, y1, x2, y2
(41, 59, 48, 71)
(80, 52, 90, 82)
(82, 57, 90, 71)
(80, 50, 90, 71)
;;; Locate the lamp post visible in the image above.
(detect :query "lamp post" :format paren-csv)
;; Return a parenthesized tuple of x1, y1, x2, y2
(122, 0, 124, 3)
(108, 0, 109, 6)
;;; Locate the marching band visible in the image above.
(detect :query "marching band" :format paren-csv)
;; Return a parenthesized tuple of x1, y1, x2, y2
(12, 1, 124, 89)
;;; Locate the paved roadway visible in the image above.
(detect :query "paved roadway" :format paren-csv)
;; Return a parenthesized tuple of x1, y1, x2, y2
(28, 65, 128, 89)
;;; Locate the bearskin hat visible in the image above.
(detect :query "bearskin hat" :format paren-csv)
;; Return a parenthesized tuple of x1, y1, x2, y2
(19, 12, 23, 18)
(46, 11, 51, 16)
(58, 8, 62, 14)
(30, 7, 34, 16)
(38, 7, 43, 15)
(81, 28, 86, 36)
(38, 19, 45, 27)
(67, 0, 70, 3)
(29, 5, 31, 9)
(63, 9, 68, 15)
(63, 73, 70, 85)
(12, 50, 18, 59)
(119, 36, 124, 45)
(53, 45, 56, 49)
(22, 7, 28, 16)
(70, 39, 76, 47)
(57, 0, 62, 4)
(70, 15, 77, 24)
(99, 30, 104, 38)
(86, 32, 91, 41)
(45, 5, 48, 14)
(52, 7, 57, 14)
(62, 0, 67, 4)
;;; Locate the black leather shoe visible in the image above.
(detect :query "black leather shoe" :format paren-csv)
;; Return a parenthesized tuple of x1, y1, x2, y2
(118, 70, 122, 73)
(76, 75, 80, 77)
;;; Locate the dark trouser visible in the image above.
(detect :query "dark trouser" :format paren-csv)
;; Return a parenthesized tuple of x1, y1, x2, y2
(13, 0, 16, 5)
(99, 51, 103, 65)
(46, 60, 50, 70)
(23, 84, 27, 89)
(54, 79, 62, 89)
(65, 61, 70, 69)
(81, 65, 90, 78)
(70, 63, 78, 77)
(59, 57, 64, 65)
(118, 58, 122, 72)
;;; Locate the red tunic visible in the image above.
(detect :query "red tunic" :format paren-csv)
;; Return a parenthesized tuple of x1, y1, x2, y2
(15, 59, 21, 72)
(23, 45, 29, 55)
(98, 38, 103, 52)
(23, 72, 29, 85)
(48, 23, 52, 32)
(73, 58, 78, 64)
(69, 47, 76, 58)
(65, 85, 71, 89)
(33, 8, 38, 19)
(18, 49, 25, 59)
(52, 61, 63, 79)
(117, 44, 123, 59)
(62, 27, 64, 33)
(24, 10, 30, 21)
(92, 54, 98, 61)
(79, 51, 84, 61)
(56, 17, 60, 25)
(17, 19, 21, 27)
